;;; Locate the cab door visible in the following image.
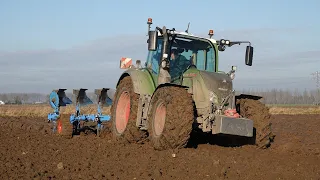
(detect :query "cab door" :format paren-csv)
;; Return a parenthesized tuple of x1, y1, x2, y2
(145, 38, 163, 86)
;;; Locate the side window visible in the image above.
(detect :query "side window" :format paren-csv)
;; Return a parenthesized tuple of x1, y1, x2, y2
(195, 47, 215, 71)
(206, 48, 215, 71)
(196, 50, 205, 70)
(146, 39, 163, 75)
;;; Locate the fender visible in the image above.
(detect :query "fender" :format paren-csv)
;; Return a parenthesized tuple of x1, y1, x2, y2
(235, 94, 263, 101)
(117, 68, 156, 95)
(152, 83, 189, 97)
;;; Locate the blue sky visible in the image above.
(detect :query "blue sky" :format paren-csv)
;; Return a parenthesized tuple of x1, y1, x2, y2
(0, 0, 320, 93)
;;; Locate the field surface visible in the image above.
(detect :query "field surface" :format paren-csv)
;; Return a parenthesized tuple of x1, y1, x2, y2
(0, 105, 319, 179)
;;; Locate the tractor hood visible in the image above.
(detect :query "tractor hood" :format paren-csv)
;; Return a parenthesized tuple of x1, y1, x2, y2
(199, 71, 233, 103)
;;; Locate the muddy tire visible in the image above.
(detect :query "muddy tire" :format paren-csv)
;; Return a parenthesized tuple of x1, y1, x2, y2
(236, 98, 275, 149)
(57, 114, 73, 139)
(147, 86, 194, 150)
(110, 76, 148, 144)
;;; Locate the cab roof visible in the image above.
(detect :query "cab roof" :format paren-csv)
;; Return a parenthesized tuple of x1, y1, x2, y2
(157, 30, 217, 44)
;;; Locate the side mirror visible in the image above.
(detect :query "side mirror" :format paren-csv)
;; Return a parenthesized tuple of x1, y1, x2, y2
(245, 46, 253, 66)
(148, 30, 158, 51)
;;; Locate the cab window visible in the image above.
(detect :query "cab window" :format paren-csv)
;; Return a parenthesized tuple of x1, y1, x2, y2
(146, 38, 163, 75)
(169, 37, 216, 77)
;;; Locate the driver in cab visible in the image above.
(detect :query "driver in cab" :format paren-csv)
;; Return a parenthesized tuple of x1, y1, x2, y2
(169, 48, 190, 79)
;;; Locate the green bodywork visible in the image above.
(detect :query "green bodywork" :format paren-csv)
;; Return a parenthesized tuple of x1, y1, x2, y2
(117, 68, 156, 95)
(116, 33, 234, 116)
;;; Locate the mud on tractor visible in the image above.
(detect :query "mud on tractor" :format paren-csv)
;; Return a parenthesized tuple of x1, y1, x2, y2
(110, 18, 275, 150)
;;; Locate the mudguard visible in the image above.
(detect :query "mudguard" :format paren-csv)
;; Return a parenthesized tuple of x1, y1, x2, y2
(235, 94, 263, 101)
(117, 68, 156, 95)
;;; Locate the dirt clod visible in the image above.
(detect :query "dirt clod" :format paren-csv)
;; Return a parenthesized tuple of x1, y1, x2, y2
(57, 162, 63, 170)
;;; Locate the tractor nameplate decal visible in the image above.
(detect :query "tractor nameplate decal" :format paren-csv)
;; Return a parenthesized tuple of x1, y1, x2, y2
(184, 73, 197, 78)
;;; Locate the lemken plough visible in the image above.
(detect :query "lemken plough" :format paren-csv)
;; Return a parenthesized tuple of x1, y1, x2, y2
(47, 88, 114, 136)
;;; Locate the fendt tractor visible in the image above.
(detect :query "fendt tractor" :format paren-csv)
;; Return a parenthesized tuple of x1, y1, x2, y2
(47, 18, 275, 150)
(110, 18, 275, 150)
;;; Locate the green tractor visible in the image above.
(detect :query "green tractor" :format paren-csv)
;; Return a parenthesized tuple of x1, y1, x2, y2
(110, 18, 275, 150)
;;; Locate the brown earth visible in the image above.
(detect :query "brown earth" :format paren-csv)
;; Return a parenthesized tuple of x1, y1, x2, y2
(0, 114, 319, 180)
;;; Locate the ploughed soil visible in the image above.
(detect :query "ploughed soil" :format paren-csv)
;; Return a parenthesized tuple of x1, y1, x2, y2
(0, 114, 319, 180)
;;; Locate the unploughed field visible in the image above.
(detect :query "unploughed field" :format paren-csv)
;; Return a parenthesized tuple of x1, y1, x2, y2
(0, 105, 319, 179)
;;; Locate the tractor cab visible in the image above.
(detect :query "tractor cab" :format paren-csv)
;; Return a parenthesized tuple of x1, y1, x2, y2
(144, 18, 253, 87)
(145, 31, 218, 85)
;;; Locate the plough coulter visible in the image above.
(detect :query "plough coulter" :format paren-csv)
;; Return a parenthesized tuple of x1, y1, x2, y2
(47, 88, 114, 136)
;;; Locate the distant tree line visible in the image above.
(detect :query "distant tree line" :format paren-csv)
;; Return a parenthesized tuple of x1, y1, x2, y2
(0, 88, 319, 105)
(236, 88, 320, 105)
(0, 93, 46, 104)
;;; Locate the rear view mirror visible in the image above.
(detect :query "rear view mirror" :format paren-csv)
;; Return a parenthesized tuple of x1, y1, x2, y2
(148, 30, 158, 51)
(245, 46, 253, 66)
(120, 57, 132, 69)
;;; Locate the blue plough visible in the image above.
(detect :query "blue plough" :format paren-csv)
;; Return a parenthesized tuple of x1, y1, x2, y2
(47, 88, 114, 136)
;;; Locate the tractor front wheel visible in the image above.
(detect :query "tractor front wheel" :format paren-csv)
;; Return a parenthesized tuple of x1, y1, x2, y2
(236, 98, 275, 149)
(110, 76, 148, 144)
(147, 86, 194, 150)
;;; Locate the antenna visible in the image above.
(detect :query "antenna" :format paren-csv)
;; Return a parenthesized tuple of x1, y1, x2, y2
(185, 22, 190, 33)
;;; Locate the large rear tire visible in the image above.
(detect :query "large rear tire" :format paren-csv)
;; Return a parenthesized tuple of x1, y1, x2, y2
(236, 98, 275, 149)
(110, 76, 148, 144)
(147, 86, 194, 150)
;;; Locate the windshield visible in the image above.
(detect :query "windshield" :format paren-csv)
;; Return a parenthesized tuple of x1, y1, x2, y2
(169, 36, 216, 78)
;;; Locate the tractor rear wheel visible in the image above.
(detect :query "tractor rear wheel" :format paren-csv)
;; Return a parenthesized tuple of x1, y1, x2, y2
(110, 76, 148, 144)
(236, 98, 275, 149)
(147, 86, 194, 150)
